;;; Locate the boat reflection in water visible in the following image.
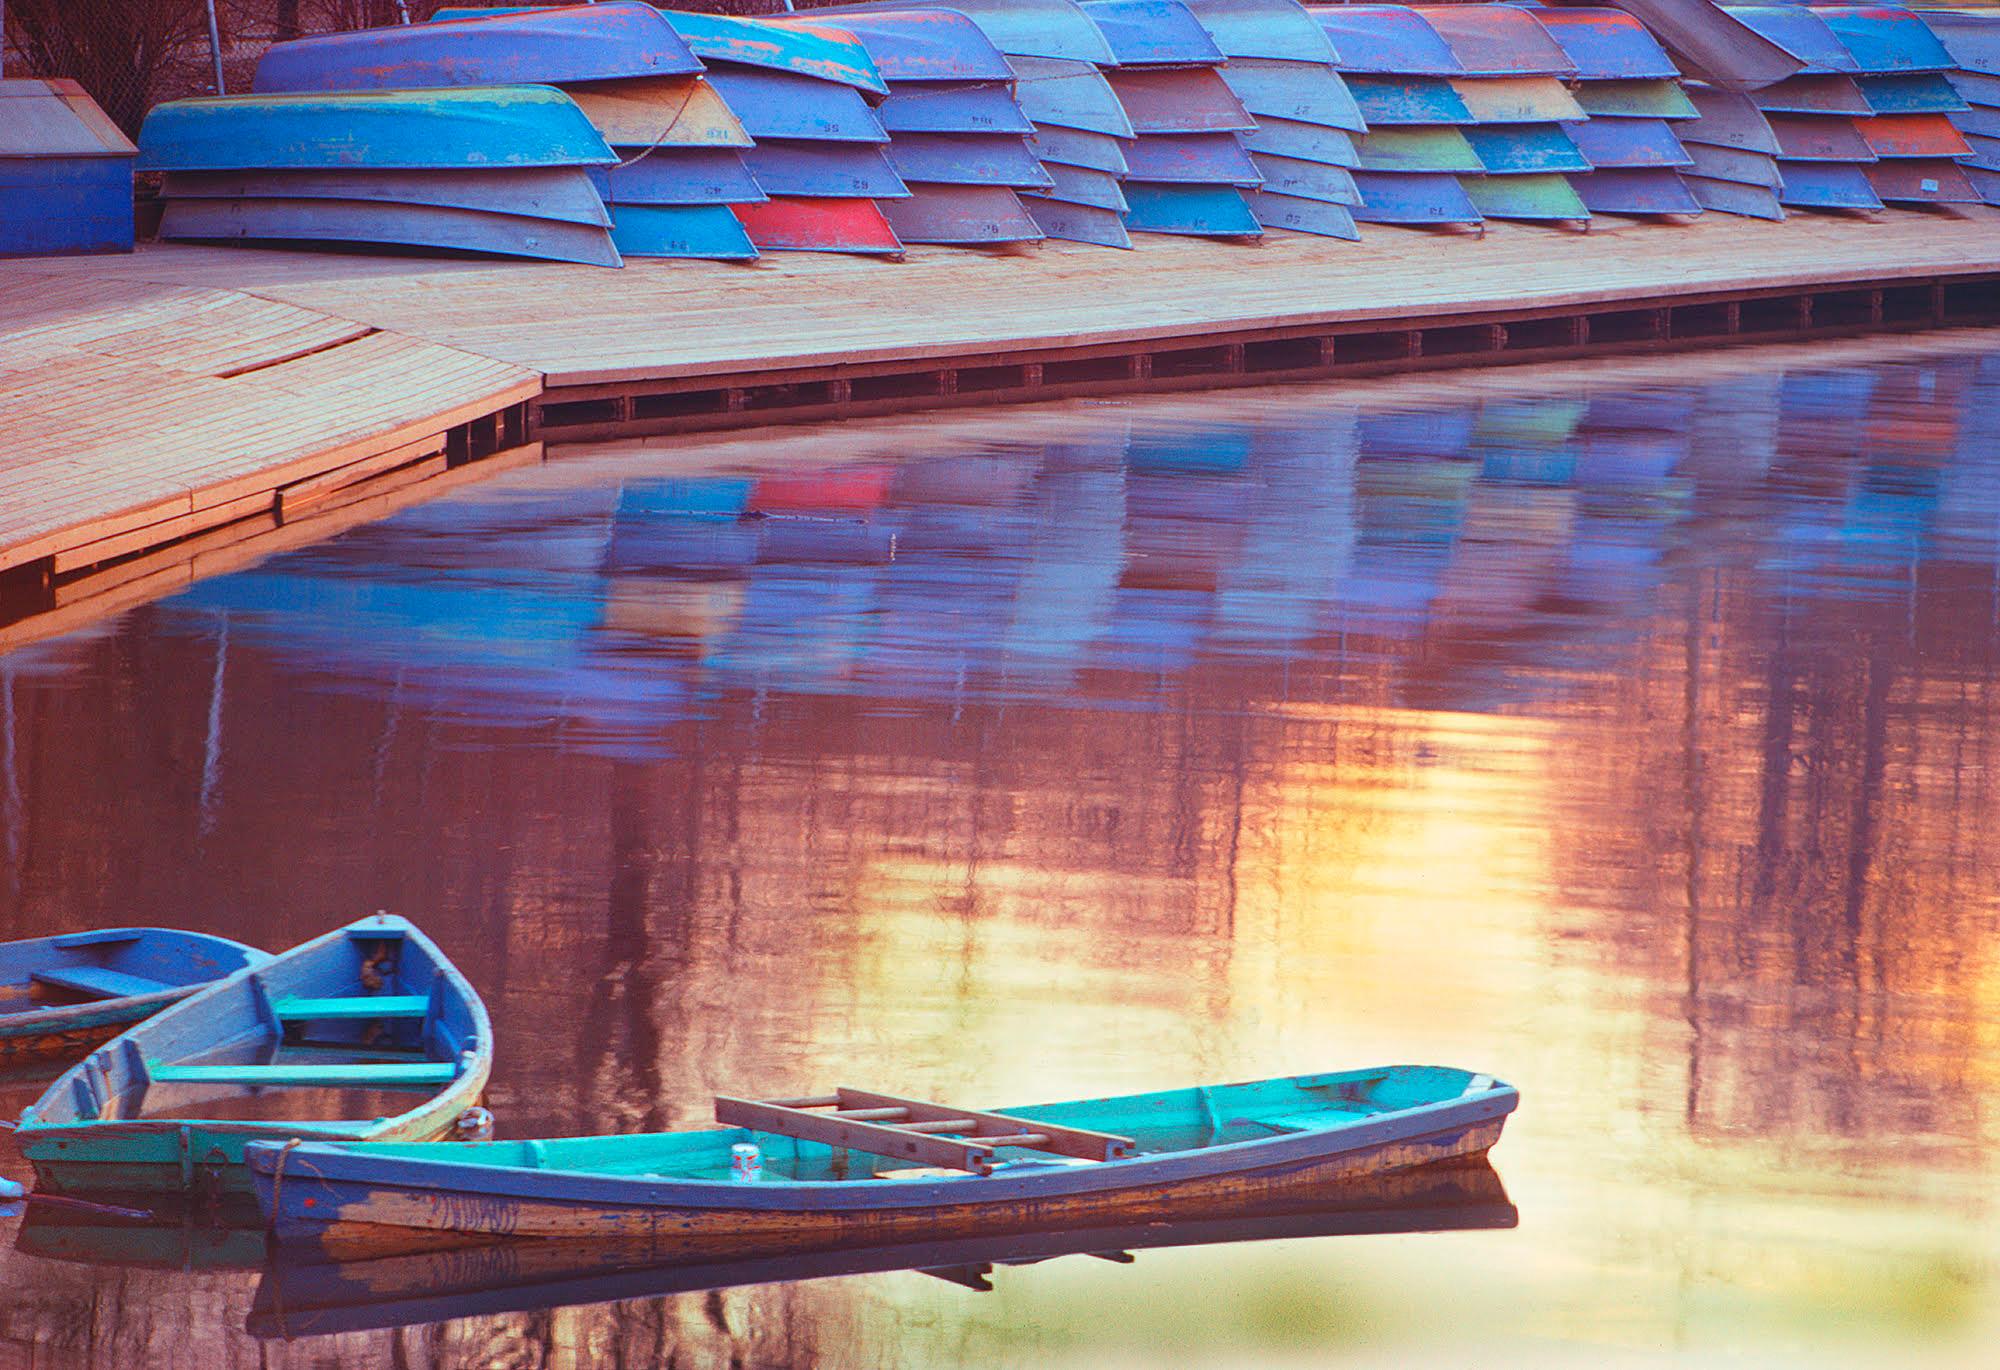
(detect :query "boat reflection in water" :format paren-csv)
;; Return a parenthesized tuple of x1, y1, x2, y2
(243, 1161, 1513, 1340)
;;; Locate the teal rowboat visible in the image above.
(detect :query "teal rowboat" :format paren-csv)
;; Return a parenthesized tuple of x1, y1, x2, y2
(1, 930, 266, 1073)
(248, 1065, 1517, 1260)
(136, 87, 616, 172)
(16, 914, 491, 1197)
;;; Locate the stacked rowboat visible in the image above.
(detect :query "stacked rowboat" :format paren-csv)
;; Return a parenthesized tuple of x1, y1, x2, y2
(130, 0, 2000, 265)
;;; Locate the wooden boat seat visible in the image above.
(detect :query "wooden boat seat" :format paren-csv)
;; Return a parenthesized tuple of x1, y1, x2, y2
(273, 995, 429, 1021)
(30, 966, 173, 1000)
(717, 1087, 1138, 1176)
(148, 1061, 457, 1087)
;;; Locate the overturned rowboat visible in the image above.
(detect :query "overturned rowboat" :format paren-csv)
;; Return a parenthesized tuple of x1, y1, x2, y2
(248, 1064, 1517, 1260)
(1, 930, 266, 1072)
(15, 913, 491, 1196)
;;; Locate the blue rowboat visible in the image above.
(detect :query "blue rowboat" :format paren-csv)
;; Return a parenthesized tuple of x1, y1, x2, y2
(1864, 157, 1979, 204)
(1249, 153, 1360, 204)
(1595, 0, 1800, 89)
(1020, 195, 1133, 246)
(1949, 71, 2000, 109)
(253, 3, 703, 93)
(1082, 0, 1227, 66)
(607, 203, 760, 259)
(1354, 126, 1484, 174)
(1460, 124, 1590, 175)
(885, 133, 1051, 187)
(155, 197, 624, 265)
(832, 0, 1117, 65)
(661, 10, 887, 96)
(1216, 59, 1367, 130)
(1564, 116, 1694, 169)
(1420, 5, 1577, 78)
(702, 69, 888, 142)
(1724, 6, 1856, 75)
(247, 1067, 1512, 1259)
(1123, 133, 1262, 185)
(1452, 77, 1588, 125)
(1575, 78, 1697, 120)
(1025, 125, 1132, 174)
(1313, 7, 1464, 76)
(137, 87, 616, 172)
(1570, 167, 1701, 215)
(795, 11, 1014, 83)
(250, 1163, 1515, 1339)
(2, 931, 266, 1072)
(1751, 75, 1872, 117)
(1684, 172, 1784, 219)
(733, 196, 905, 254)
(1961, 105, 2000, 141)
(1345, 76, 1474, 127)
(1242, 117, 1358, 166)
(1686, 141, 1782, 187)
(1245, 188, 1358, 238)
(164, 166, 614, 224)
(1459, 171, 1590, 222)
(1106, 68, 1256, 133)
(881, 184, 1044, 243)
(592, 150, 765, 206)
(878, 83, 1035, 134)
(1765, 113, 1874, 162)
(1679, 87, 1781, 153)
(15, 914, 495, 1197)
(742, 141, 910, 199)
(1529, 8, 1678, 80)
(1965, 132, 2000, 174)
(1929, 13, 2000, 78)
(1815, 7, 1954, 76)
(1855, 74, 1967, 116)
(1183, 0, 1338, 63)
(562, 76, 754, 148)
(1123, 182, 1261, 235)
(1012, 57, 1136, 137)
(1038, 161, 1130, 211)
(1775, 159, 1883, 209)
(1350, 170, 1482, 224)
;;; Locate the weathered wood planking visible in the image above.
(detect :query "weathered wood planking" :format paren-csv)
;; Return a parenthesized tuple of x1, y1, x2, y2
(8, 208, 1996, 389)
(0, 274, 536, 577)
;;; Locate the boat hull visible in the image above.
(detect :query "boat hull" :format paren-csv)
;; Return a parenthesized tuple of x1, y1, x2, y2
(255, 1113, 1509, 1261)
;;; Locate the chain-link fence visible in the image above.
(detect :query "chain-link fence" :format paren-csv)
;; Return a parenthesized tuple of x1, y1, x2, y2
(1, 1, 821, 137)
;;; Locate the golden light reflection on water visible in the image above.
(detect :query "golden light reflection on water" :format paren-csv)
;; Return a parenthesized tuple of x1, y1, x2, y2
(3, 332, 2000, 1366)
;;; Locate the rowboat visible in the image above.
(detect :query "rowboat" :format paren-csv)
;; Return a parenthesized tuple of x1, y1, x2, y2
(1250, 153, 1361, 203)
(1774, 159, 1883, 209)
(15, 914, 492, 1196)
(136, 87, 616, 172)
(605, 203, 761, 261)
(1, 930, 266, 1071)
(1349, 169, 1484, 224)
(1313, 6, 1466, 76)
(1122, 183, 1262, 235)
(1025, 125, 1131, 174)
(1565, 117, 1695, 169)
(884, 133, 1054, 188)
(248, 1066, 1515, 1260)
(1854, 75, 1966, 117)
(1461, 171, 1591, 221)
(1570, 167, 1702, 216)
(1813, 6, 1955, 75)
(1122, 133, 1263, 185)
(1106, 68, 1257, 133)
(1020, 195, 1133, 247)
(832, 0, 1117, 66)
(1452, 77, 1587, 125)
(161, 167, 614, 225)
(1081, 0, 1228, 67)
(1461, 123, 1590, 174)
(793, 11, 1016, 83)
(1354, 126, 1485, 174)
(1182, 0, 1339, 63)
(1345, 75, 1477, 127)
(1417, 4, 1578, 78)
(594, 150, 766, 207)
(701, 69, 889, 142)
(157, 198, 626, 267)
(878, 83, 1037, 135)
(1574, 78, 1698, 121)
(1864, 157, 1979, 204)
(252, 2, 702, 92)
(1215, 60, 1367, 131)
(1245, 188, 1360, 238)
(1010, 56, 1137, 137)
(250, 1161, 1515, 1339)
(1038, 161, 1130, 211)
(732, 197, 905, 255)
(1752, 76, 1874, 118)
(1528, 7, 1680, 80)
(881, 185, 1046, 244)
(1591, 0, 1801, 90)
(1723, 5, 1859, 75)
(1683, 172, 1785, 220)
(662, 9, 889, 96)
(741, 141, 911, 199)
(1241, 117, 1359, 166)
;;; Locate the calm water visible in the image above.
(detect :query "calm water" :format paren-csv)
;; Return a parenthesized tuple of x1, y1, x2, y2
(3, 331, 2000, 1367)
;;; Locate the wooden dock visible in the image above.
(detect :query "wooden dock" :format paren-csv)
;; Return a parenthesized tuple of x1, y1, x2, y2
(3, 207, 1999, 630)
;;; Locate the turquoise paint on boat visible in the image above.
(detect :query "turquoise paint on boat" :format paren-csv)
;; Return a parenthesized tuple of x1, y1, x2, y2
(662, 9, 888, 96)
(608, 203, 760, 259)
(1461, 124, 1591, 176)
(1123, 182, 1262, 236)
(16, 914, 492, 1197)
(248, 1066, 1517, 1256)
(136, 87, 616, 172)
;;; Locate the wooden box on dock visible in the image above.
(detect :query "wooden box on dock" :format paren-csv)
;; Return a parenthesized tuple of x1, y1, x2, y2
(0, 79, 136, 257)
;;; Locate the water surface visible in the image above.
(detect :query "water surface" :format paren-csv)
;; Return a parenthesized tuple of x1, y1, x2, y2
(3, 332, 2000, 1366)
